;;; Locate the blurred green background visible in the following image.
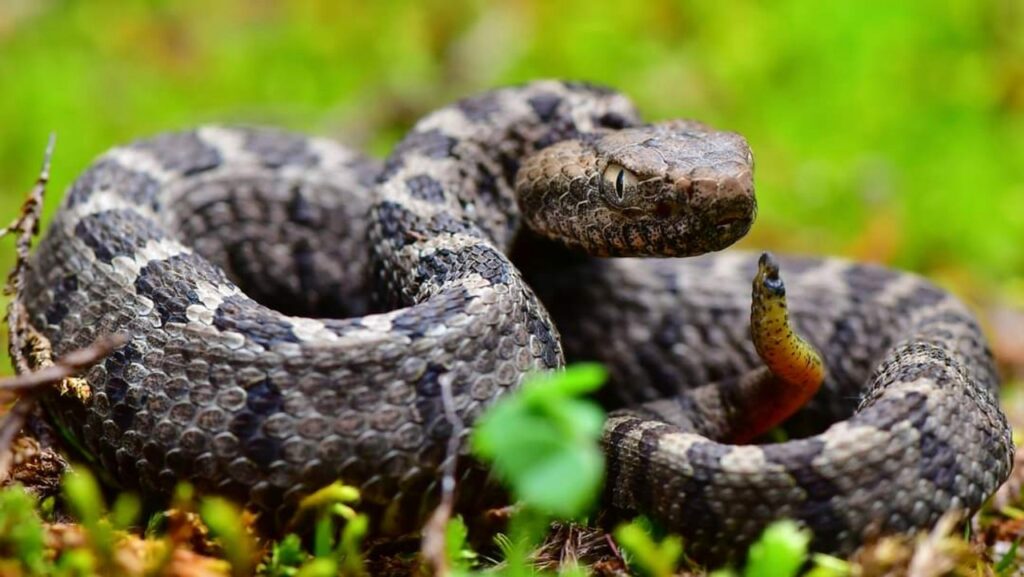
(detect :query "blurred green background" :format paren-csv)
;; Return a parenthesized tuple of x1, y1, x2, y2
(0, 0, 1022, 379)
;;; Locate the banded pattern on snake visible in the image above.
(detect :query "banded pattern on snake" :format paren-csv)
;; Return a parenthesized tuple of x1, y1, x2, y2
(19, 80, 1013, 560)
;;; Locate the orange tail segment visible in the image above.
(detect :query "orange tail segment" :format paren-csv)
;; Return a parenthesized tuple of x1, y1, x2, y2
(729, 252, 826, 443)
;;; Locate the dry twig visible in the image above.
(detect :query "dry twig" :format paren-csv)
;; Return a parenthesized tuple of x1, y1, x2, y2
(420, 370, 467, 575)
(4, 134, 54, 373)
(0, 334, 125, 395)
(0, 135, 124, 480)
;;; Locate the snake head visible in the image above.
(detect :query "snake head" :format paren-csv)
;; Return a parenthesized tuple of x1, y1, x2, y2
(517, 120, 756, 257)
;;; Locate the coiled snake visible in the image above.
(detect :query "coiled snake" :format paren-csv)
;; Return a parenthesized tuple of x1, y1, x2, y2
(19, 81, 1013, 560)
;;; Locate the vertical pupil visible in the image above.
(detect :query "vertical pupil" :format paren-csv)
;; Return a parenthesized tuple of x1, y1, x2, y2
(615, 169, 625, 196)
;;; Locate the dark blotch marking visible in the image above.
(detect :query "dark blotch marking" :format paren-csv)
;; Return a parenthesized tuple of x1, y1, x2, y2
(900, 282, 948, 309)
(889, 352, 957, 389)
(629, 421, 675, 511)
(105, 377, 129, 404)
(67, 159, 162, 209)
(45, 273, 79, 325)
(415, 363, 445, 397)
(602, 416, 641, 510)
(456, 92, 504, 122)
(288, 186, 319, 225)
(229, 411, 261, 438)
(111, 403, 136, 432)
(525, 309, 560, 368)
(373, 201, 420, 248)
(244, 436, 281, 468)
(429, 212, 478, 237)
(528, 92, 563, 122)
(349, 157, 383, 188)
(320, 317, 369, 339)
(829, 317, 859, 351)
(242, 129, 319, 168)
(842, 264, 902, 300)
(474, 162, 501, 207)
(381, 129, 458, 180)
(415, 244, 511, 287)
(213, 295, 300, 348)
(135, 254, 207, 325)
(855, 390, 927, 430)
(103, 341, 143, 380)
(498, 152, 520, 190)
(561, 80, 615, 95)
(648, 440, 731, 556)
(401, 129, 458, 159)
(764, 439, 847, 551)
(246, 379, 284, 415)
(374, 200, 484, 249)
(133, 131, 222, 176)
(405, 174, 447, 203)
(74, 209, 166, 264)
(908, 400, 960, 494)
(293, 238, 317, 304)
(391, 287, 472, 340)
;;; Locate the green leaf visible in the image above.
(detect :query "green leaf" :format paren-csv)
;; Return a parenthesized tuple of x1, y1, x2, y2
(110, 492, 141, 530)
(259, 533, 308, 577)
(805, 554, 850, 577)
(313, 515, 335, 559)
(513, 439, 604, 519)
(614, 520, 683, 577)
(295, 558, 338, 577)
(470, 364, 608, 519)
(0, 485, 50, 575)
(996, 538, 1021, 576)
(502, 508, 551, 577)
(61, 469, 105, 526)
(199, 497, 256, 577)
(61, 469, 117, 568)
(338, 513, 368, 576)
(520, 363, 608, 401)
(743, 521, 810, 577)
(444, 516, 477, 571)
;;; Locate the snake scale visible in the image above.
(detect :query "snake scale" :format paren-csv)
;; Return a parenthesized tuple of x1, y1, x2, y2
(19, 80, 1013, 560)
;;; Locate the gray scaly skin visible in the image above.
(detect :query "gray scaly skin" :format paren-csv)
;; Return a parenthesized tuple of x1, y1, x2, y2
(19, 80, 1013, 560)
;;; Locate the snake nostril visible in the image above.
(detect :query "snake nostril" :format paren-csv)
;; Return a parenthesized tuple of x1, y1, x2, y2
(654, 201, 674, 219)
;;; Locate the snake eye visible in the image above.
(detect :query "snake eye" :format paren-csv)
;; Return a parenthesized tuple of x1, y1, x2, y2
(602, 163, 638, 203)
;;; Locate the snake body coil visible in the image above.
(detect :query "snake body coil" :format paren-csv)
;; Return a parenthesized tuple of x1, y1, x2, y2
(21, 81, 1013, 559)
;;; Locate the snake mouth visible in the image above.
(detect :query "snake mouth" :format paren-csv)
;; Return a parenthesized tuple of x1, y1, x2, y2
(715, 214, 747, 228)
(705, 198, 756, 250)
(712, 201, 755, 229)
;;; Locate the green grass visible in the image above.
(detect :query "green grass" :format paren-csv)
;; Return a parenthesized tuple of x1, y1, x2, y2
(2, 0, 1021, 278)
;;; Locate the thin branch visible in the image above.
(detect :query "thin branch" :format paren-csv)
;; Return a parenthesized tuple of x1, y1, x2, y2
(420, 373, 466, 575)
(0, 334, 126, 394)
(0, 135, 122, 481)
(5, 133, 55, 374)
(0, 400, 35, 480)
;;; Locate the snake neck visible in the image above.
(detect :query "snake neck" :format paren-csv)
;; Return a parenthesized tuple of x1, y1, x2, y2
(366, 81, 639, 307)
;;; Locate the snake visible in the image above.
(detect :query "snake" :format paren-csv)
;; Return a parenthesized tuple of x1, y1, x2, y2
(18, 80, 1013, 561)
